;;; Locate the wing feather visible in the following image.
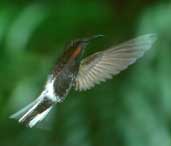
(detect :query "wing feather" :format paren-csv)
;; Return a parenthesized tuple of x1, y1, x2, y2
(75, 34, 157, 91)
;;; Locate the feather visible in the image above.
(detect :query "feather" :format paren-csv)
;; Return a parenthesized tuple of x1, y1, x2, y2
(10, 97, 54, 128)
(75, 33, 157, 91)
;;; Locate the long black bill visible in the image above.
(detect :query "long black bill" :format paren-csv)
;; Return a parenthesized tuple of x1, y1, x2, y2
(82, 34, 104, 43)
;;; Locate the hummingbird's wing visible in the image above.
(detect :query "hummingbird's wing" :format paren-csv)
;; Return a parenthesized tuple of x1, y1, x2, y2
(74, 33, 157, 91)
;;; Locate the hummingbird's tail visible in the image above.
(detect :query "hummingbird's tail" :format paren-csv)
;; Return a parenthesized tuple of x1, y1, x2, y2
(10, 97, 55, 128)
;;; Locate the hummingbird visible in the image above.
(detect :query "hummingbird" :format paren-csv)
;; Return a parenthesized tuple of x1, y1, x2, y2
(10, 33, 157, 128)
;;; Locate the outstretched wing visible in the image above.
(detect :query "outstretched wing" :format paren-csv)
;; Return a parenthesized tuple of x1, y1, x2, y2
(74, 33, 157, 91)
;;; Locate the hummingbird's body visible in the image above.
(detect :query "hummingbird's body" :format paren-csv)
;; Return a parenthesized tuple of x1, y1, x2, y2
(52, 46, 82, 99)
(10, 34, 157, 128)
(10, 38, 86, 127)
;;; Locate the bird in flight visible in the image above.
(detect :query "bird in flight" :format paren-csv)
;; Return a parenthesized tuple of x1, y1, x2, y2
(10, 33, 157, 128)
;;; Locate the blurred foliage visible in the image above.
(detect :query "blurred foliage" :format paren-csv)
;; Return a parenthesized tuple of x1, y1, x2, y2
(0, 0, 171, 146)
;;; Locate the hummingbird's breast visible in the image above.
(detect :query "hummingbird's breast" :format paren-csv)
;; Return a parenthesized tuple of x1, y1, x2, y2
(52, 60, 80, 102)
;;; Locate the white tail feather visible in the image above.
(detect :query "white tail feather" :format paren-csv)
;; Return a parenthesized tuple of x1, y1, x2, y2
(18, 100, 42, 123)
(27, 106, 52, 128)
(10, 99, 40, 119)
(10, 97, 54, 128)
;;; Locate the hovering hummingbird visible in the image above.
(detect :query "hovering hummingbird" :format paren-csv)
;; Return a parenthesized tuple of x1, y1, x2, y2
(10, 33, 157, 128)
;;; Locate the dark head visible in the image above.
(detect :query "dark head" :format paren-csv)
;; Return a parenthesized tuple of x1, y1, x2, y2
(67, 34, 104, 61)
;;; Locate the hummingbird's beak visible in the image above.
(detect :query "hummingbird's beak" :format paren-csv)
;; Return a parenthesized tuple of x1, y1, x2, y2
(79, 34, 104, 49)
(82, 34, 104, 43)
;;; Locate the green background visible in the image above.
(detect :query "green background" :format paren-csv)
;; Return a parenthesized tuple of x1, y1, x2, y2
(0, 0, 171, 146)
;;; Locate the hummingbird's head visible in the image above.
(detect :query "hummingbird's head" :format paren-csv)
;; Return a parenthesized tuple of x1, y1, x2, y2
(67, 35, 104, 61)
